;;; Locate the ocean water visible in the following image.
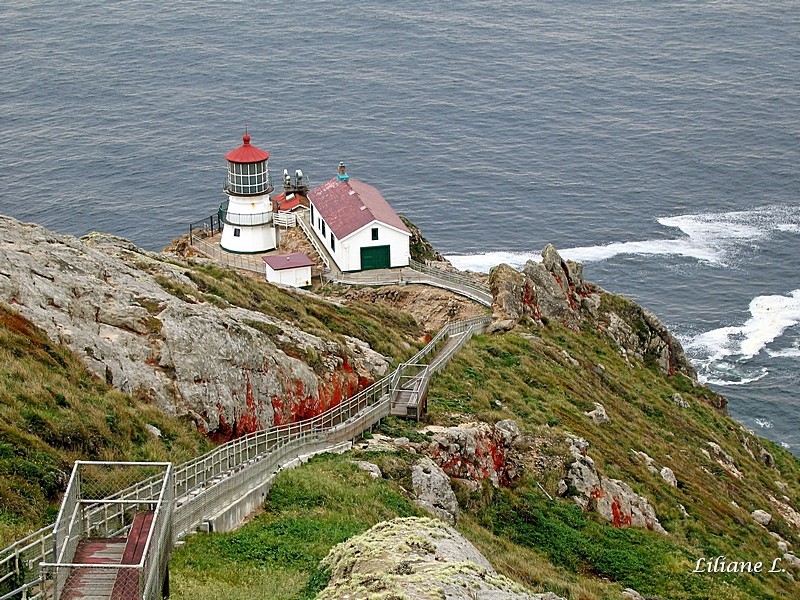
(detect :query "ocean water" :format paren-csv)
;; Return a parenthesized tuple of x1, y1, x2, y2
(1, 2, 798, 451)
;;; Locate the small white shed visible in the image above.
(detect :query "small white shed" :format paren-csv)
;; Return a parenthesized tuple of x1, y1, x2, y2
(263, 253, 314, 288)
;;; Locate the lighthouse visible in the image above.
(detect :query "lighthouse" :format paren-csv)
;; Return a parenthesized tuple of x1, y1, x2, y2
(219, 133, 277, 253)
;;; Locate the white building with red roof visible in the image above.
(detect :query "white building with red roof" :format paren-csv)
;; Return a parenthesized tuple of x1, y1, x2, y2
(263, 252, 314, 288)
(308, 174, 411, 272)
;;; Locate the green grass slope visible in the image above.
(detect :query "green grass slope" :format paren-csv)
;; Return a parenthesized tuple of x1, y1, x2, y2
(427, 321, 800, 599)
(0, 303, 212, 546)
(170, 456, 423, 600)
(171, 318, 800, 600)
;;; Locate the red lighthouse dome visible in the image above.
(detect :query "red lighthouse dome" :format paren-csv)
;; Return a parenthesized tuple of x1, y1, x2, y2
(225, 133, 270, 163)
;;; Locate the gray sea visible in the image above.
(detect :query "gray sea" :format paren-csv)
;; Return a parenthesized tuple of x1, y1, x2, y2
(1, 1, 798, 452)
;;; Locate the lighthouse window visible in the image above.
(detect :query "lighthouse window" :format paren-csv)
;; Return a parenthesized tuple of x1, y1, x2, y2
(322, 222, 326, 237)
(330, 233, 335, 251)
(371, 228, 379, 240)
(233, 228, 241, 237)
(226, 160, 270, 195)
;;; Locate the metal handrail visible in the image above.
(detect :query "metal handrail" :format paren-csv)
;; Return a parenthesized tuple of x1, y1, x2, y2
(39, 463, 173, 600)
(329, 263, 492, 307)
(1, 316, 491, 600)
(296, 211, 331, 269)
(218, 200, 273, 227)
(408, 259, 490, 292)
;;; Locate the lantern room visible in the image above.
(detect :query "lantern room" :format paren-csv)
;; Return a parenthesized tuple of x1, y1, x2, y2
(224, 133, 274, 196)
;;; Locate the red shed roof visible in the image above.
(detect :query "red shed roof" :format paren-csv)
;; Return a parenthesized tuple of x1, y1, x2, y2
(272, 192, 308, 212)
(309, 177, 410, 240)
(225, 133, 270, 163)
(262, 252, 314, 271)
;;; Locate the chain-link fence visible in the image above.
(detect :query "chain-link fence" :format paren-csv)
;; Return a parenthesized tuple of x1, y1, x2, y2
(39, 462, 172, 600)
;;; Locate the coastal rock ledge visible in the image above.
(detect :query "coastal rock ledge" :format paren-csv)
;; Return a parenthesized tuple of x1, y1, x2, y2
(317, 517, 565, 600)
(488, 244, 698, 380)
(0, 216, 387, 440)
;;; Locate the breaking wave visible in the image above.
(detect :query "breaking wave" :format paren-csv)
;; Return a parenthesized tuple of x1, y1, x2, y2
(683, 289, 800, 385)
(446, 205, 800, 272)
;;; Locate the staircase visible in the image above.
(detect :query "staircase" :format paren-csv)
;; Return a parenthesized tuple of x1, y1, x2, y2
(60, 540, 125, 600)
(1, 317, 491, 600)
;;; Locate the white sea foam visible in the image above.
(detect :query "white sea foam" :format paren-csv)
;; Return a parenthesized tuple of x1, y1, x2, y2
(445, 205, 800, 272)
(685, 289, 800, 362)
(767, 345, 800, 358)
(699, 367, 768, 387)
(754, 418, 773, 429)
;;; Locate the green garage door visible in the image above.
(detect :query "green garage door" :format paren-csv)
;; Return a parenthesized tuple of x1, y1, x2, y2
(360, 245, 391, 270)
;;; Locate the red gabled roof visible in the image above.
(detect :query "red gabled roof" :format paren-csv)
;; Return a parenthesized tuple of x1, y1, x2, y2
(272, 192, 308, 212)
(262, 252, 314, 271)
(309, 177, 410, 240)
(225, 133, 270, 163)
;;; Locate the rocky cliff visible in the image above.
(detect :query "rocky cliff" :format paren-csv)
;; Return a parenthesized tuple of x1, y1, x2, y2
(4, 214, 799, 600)
(489, 243, 698, 381)
(0, 216, 395, 440)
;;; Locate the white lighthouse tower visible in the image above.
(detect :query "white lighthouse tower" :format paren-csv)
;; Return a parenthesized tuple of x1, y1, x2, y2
(219, 133, 277, 253)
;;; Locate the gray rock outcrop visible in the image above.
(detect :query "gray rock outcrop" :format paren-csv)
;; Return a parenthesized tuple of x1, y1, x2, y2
(488, 244, 599, 332)
(707, 441, 743, 479)
(317, 517, 566, 600)
(560, 438, 666, 533)
(672, 393, 690, 408)
(769, 495, 800, 530)
(0, 216, 388, 438)
(354, 461, 382, 479)
(422, 420, 526, 486)
(487, 244, 699, 380)
(660, 466, 678, 487)
(751, 509, 772, 526)
(411, 458, 458, 524)
(585, 402, 611, 425)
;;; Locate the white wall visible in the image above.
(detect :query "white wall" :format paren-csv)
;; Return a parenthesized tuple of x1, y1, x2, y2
(220, 193, 276, 253)
(265, 265, 312, 288)
(221, 225, 276, 253)
(308, 201, 409, 271)
(338, 224, 410, 272)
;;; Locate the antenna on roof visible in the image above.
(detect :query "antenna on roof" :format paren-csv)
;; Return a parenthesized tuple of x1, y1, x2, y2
(337, 162, 349, 182)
